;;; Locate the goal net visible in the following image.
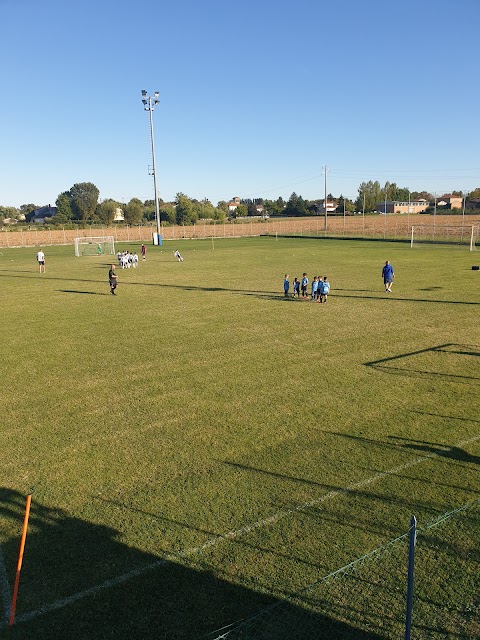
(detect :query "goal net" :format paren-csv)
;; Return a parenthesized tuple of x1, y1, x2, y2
(410, 225, 478, 251)
(74, 236, 115, 257)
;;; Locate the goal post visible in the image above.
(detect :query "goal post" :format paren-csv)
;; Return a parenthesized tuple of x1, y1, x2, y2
(410, 225, 478, 251)
(74, 236, 115, 257)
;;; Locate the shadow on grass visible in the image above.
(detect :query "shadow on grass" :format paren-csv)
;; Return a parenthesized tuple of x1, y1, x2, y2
(0, 488, 387, 640)
(58, 289, 110, 296)
(364, 343, 480, 382)
(387, 436, 480, 465)
(1, 270, 479, 305)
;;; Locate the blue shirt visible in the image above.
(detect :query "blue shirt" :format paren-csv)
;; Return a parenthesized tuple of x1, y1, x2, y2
(284, 279, 290, 291)
(320, 281, 330, 294)
(301, 277, 308, 288)
(382, 264, 394, 280)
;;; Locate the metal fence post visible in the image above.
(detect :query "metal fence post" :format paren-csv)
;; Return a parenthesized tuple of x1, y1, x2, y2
(405, 515, 417, 640)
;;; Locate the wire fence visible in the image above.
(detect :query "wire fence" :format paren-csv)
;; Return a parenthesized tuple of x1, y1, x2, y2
(1, 215, 479, 248)
(204, 499, 479, 640)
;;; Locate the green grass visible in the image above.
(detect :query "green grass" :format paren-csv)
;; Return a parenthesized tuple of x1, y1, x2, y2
(0, 237, 479, 639)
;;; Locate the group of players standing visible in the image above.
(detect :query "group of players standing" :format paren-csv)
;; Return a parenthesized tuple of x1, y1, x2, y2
(284, 273, 331, 303)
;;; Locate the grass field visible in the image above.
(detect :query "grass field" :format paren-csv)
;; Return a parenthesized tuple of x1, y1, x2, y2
(0, 237, 479, 639)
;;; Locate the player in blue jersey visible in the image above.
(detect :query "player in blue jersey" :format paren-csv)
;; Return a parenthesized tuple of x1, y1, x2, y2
(320, 276, 330, 303)
(382, 260, 395, 292)
(311, 276, 318, 301)
(301, 273, 308, 299)
(283, 274, 290, 297)
(292, 277, 300, 298)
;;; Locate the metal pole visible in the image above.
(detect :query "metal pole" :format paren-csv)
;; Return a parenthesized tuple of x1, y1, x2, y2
(362, 191, 365, 238)
(148, 103, 161, 240)
(405, 515, 417, 640)
(323, 164, 328, 231)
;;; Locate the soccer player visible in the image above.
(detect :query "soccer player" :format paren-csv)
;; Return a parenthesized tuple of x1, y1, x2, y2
(174, 250, 184, 262)
(301, 273, 308, 299)
(320, 276, 330, 303)
(316, 277, 322, 302)
(382, 260, 395, 292)
(283, 274, 290, 297)
(311, 276, 318, 301)
(141, 244, 146, 260)
(109, 264, 118, 295)
(36, 249, 46, 273)
(292, 278, 300, 298)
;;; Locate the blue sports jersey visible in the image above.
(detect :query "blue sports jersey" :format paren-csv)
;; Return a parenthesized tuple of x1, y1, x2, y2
(382, 264, 394, 280)
(320, 281, 330, 294)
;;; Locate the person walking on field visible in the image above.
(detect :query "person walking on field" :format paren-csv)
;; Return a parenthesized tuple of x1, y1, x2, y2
(36, 249, 46, 273)
(109, 264, 118, 295)
(141, 244, 146, 261)
(382, 260, 395, 293)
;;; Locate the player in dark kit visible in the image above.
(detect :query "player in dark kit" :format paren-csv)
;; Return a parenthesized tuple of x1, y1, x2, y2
(109, 264, 118, 295)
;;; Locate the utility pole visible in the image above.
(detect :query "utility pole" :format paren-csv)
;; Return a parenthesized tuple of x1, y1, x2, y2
(141, 90, 161, 244)
(323, 164, 328, 231)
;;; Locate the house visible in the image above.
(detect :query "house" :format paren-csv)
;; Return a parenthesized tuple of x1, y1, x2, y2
(437, 194, 463, 209)
(26, 205, 57, 224)
(320, 201, 337, 213)
(227, 196, 241, 214)
(375, 200, 429, 214)
(465, 198, 480, 210)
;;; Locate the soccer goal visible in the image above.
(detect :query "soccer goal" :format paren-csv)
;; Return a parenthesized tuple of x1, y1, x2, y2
(410, 225, 478, 251)
(74, 236, 115, 257)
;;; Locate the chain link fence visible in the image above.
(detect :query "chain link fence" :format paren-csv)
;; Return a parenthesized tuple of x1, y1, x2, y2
(203, 500, 479, 640)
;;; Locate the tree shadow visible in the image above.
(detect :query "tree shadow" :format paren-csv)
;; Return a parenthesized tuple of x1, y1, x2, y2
(0, 488, 387, 640)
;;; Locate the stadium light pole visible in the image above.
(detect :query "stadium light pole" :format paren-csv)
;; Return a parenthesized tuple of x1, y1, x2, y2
(141, 90, 161, 243)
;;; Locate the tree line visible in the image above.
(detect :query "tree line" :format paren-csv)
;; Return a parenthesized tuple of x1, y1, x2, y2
(2, 181, 480, 226)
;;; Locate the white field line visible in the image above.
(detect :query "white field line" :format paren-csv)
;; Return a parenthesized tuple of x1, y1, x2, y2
(0, 543, 11, 623)
(5, 433, 480, 628)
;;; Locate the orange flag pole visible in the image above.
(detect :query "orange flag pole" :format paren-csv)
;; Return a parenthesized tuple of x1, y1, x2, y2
(9, 493, 32, 627)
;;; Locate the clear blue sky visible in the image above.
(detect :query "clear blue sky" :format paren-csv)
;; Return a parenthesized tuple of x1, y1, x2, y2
(1, 0, 479, 208)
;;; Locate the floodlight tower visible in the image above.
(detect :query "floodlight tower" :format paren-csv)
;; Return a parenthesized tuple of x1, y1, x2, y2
(141, 90, 161, 243)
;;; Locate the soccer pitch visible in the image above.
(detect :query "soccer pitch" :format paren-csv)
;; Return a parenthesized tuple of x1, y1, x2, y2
(0, 237, 479, 639)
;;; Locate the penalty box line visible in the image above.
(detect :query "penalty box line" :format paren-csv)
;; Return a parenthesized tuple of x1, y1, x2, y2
(5, 432, 480, 628)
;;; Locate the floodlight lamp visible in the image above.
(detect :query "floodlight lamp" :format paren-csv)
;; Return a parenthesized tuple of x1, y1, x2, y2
(154, 91, 159, 99)
(141, 89, 147, 96)
(142, 99, 147, 105)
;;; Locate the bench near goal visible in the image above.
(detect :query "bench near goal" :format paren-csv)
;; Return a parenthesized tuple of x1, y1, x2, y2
(74, 236, 115, 257)
(410, 225, 477, 251)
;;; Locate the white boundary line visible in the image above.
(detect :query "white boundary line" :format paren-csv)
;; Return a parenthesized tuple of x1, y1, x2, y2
(4, 433, 480, 627)
(0, 543, 11, 623)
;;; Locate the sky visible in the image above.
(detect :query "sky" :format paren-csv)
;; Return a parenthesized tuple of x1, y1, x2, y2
(1, 0, 479, 208)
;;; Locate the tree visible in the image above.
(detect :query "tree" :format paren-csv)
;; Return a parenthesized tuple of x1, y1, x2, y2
(175, 193, 197, 225)
(124, 198, 144, 225)
(233, 204, 248, 218)
(69, 182, 100, 220)
(285, 192, 309, 217)
(96, 199, 118, 225)
(159, 204, 176, 224)
(54, 192, 74, 223)
(467, 187, 480, 199)
(355, 180, 382, 212)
